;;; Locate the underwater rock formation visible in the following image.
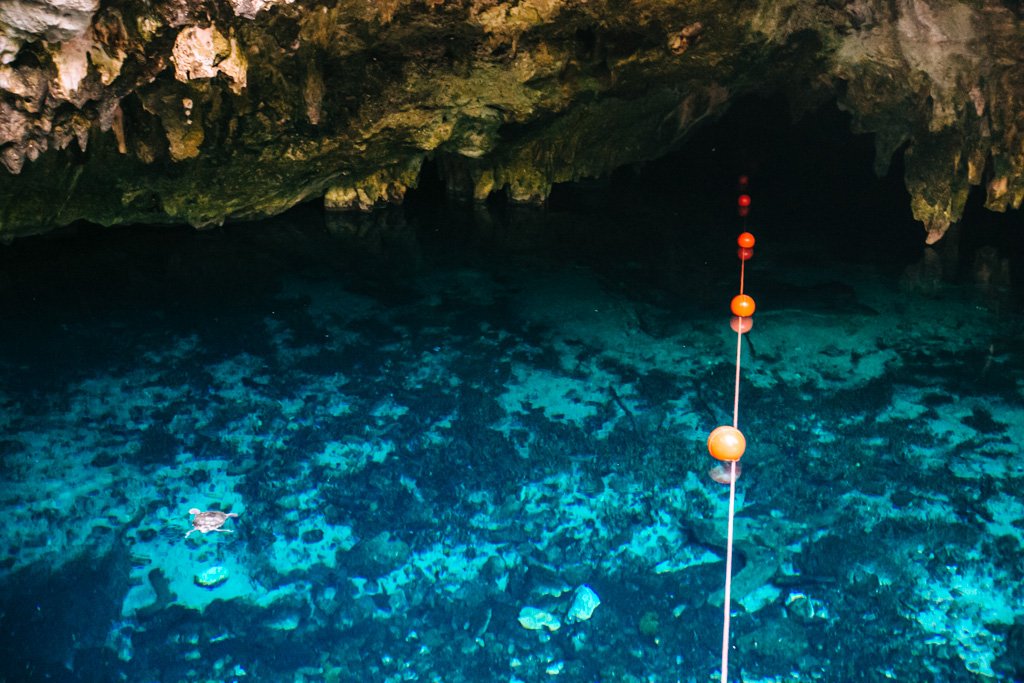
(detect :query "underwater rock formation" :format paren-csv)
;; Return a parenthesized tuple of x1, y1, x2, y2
(0, 0, 1022, 239)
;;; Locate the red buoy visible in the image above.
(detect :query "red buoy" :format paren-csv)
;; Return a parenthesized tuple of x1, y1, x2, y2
(737, 194, 751, 208)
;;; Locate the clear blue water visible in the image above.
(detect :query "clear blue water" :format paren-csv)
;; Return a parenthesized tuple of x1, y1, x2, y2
(1, 168, 1022, 683)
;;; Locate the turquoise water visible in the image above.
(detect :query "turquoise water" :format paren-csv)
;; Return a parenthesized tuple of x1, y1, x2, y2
(1, 169, 1022, 683)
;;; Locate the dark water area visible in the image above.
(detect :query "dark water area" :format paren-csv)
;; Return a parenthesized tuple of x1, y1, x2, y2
(1, 97, 1024, 683)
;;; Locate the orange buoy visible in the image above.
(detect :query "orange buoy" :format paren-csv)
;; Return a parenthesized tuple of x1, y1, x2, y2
(708, 425, 746, 462)
(730, 294, 755, 317)
(737, 232, 755, 249)
(730, 315, 752, 334)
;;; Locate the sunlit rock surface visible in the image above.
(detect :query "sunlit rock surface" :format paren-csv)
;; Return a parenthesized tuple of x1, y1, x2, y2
(0, 0, 1022, 238)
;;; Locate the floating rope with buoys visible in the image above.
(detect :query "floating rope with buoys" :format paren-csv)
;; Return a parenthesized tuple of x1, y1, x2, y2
(708, 175, 757, 683)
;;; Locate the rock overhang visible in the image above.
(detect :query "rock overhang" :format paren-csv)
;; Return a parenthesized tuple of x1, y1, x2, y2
(0, 0, 1021, 240)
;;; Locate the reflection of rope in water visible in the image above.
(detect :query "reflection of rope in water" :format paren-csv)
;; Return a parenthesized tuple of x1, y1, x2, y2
(706, 176, 758, 683)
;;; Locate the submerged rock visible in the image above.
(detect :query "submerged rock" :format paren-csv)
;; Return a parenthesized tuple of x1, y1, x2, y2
(566, 584, 600, 623)
(518, 606, 561, 631)
(194, 565, 229, 589)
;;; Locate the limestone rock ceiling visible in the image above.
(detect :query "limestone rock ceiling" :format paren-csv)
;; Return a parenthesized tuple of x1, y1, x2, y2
(0, 0, 1021, 240)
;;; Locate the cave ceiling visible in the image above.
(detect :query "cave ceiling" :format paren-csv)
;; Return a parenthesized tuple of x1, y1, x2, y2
(0, 0, 1022, 241)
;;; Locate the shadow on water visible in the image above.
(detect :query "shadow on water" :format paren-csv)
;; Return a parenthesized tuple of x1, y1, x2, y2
(0, 548, 129, 682)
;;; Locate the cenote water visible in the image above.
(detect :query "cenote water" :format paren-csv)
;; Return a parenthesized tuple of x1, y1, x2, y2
(1, 109, 1023, 683)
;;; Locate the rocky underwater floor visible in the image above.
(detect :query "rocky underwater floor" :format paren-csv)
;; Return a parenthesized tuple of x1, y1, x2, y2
(0, 184, 1022, 683)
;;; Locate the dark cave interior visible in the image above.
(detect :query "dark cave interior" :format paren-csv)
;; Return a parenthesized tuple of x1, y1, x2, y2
(411, 92, 1023, 299)
(1, 92, 1022, 310)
